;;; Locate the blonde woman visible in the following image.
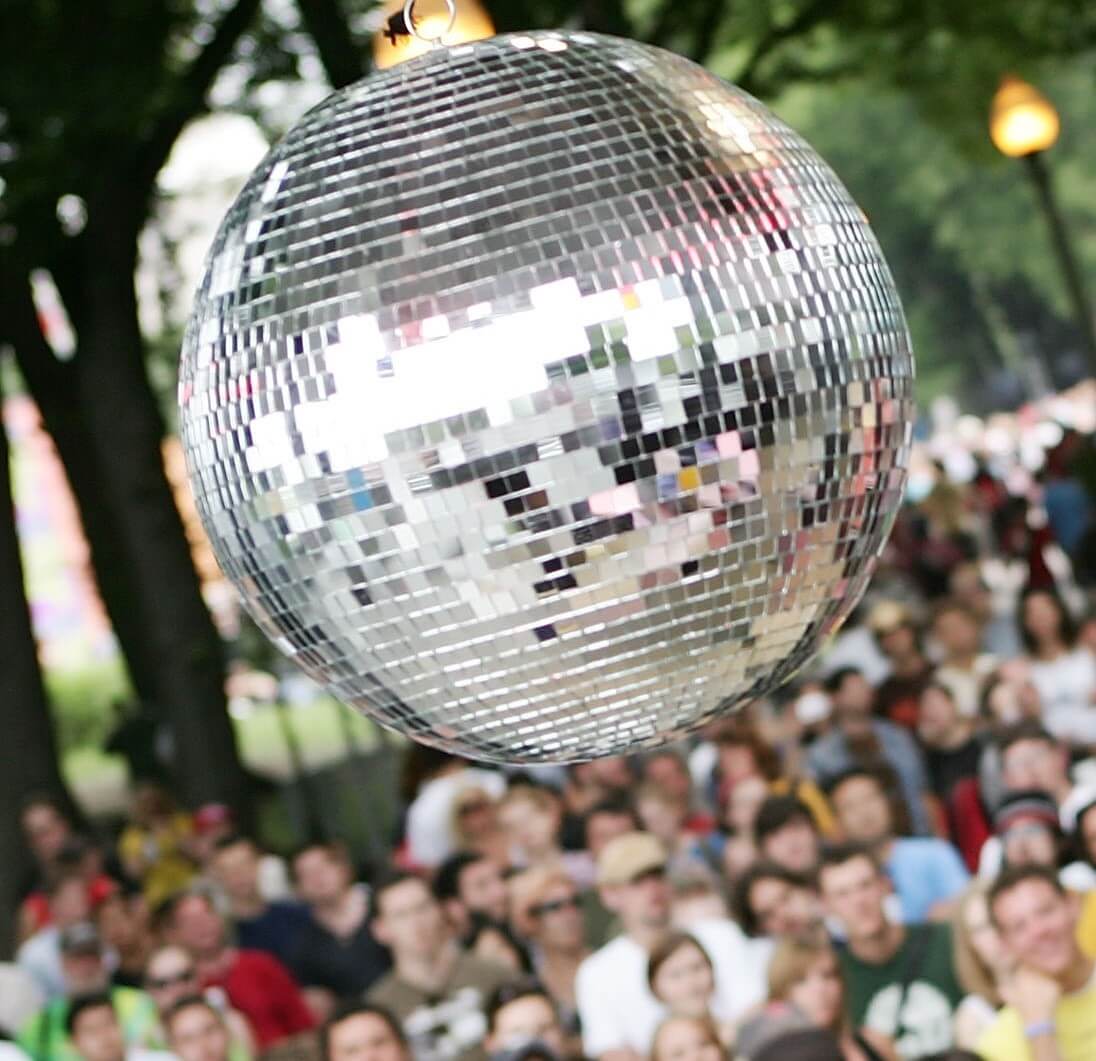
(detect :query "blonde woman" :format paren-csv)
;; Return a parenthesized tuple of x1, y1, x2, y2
(950, 882, 1010, 1049)
(650, 1014, 726, 1061)
(647, 933, 734, 1048)
(766, 935, 896, 1061)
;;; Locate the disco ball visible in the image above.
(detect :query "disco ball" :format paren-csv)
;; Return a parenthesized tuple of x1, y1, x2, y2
(179, 30, 914, 762)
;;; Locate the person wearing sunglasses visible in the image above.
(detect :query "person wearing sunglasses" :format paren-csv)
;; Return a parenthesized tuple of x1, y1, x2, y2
(143, 946, 253, 1058)
(508, 870, 589, 1037)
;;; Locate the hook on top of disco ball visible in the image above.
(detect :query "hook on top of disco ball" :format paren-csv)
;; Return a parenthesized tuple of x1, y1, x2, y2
(402, 0, 457, 45)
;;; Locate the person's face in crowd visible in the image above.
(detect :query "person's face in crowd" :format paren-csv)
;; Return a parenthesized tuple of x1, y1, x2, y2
(374, 878, 448, 961)
(1001, 819, 1057, 869)
(70, 1005, 125, 1061)
(1022, 592, 1065, 648)
(458, 859, 508, 924)
(716, 742, 760, 786)
(962, 892, 1009, 977)
(62, 946, 109, 994)
(585, 810, 635, 859)
(786, 953, 844, 1032)
(949, 565, 991, 619)
(168, 1004, 231, 1061)
(746, 877, 821, 938)
(993, 879, 1079, 979)
(1080, 805, 1096, 865)
(52, 878, 92, 927)
(294, 847, 352, 906)
(878, 624, 917, 663)
(499, 796, 561, 860)
(211, 841, 262, 904)
(985, 677, 1042, 726)
(1001, 738, 1067, 796)
(830, 777, 892, 846)
(725, 777, 767, 834)
(589, 757, 633, 791)
(604, 868, 671, 934)
(917, 686, 964, 748)
(488, 995, 565, 1057)
(759, 817, 819, 874)
(832, 675, 874, 735)
(819, 856, 889, 942)
(454, 791, 497, 843)
(645, 755, 693, 804)
(22, 803, 72, 864)
(472, 925, 524, 972)
(933, 608, 981, 661)
(169, 895, 225, 958)
(528, 882, 585, 951)
(96, 893, 147, 952)
(145, 946, 201, 1014)
(651, 942, 714, 1017)
(327, 1013, 409, 1061)
(651, 1017, 723, 1061)
(637, 793, 687, 847)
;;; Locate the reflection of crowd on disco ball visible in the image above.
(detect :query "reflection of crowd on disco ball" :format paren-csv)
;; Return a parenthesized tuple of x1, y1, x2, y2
(7, 380, 1096, 1061)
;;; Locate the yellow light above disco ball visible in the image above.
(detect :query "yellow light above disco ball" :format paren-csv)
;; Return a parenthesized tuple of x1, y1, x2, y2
(179, 28, 914, 763)
(373, 0, 495, 69)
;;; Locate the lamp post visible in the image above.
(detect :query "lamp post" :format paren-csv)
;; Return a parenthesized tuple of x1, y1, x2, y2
(990, 75, 1096, 377)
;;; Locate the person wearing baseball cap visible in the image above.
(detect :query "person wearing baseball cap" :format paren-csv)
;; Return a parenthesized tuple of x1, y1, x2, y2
(574, 832, 770, 1060)
(867, 601, 931, 730)
(994, 790, 1062, 873)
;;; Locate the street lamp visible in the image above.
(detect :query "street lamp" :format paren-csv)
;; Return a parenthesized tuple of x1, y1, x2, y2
(990, 75, 1096, 377)
(373, 0, 494, 69)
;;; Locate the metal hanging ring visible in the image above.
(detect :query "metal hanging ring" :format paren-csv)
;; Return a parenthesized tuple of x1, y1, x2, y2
(403, 0, 457, 45)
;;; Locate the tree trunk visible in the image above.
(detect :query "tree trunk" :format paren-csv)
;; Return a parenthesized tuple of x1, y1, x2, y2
(0, 375, 76, 959)
(5, 273, 161, 707)
(72, 199, 251, 814)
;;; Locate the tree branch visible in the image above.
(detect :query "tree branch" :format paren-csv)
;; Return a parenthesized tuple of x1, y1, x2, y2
(735, 0, 838, 94)
(296, 0, 366, 89)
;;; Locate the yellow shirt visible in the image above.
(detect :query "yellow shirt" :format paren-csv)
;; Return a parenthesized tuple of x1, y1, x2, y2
(769, 777, 838, 837)
(1076, 890, 1096, 959)
(976, 968, 1096, 1061)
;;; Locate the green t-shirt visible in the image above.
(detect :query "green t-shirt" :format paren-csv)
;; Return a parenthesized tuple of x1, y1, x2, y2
(838, 923, 964, 1060)
(18, 986, 162, 1061)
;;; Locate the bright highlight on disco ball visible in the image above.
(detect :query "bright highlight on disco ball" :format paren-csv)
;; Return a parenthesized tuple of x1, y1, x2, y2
(179, 31, 914, 762)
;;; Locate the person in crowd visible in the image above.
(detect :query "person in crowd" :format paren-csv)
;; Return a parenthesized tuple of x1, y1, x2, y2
(868, 602, 932, 729)
(733, 863, 823, 940)
(947, 561, 1022, 659)
(19, 924, 161, 1061)
(19, 872, 100, 1000)
(817, 845, 963, 1059)
(142, 945, 254, 1057)
(990, 791, 1063, 873)
(574, 831, 769, 1059)
(1058, 788, 1096, 947)
(289, 842, 391, 1017)
(0, 964, 44, 1044)
(463, 915, 531, 975)
(560, 762, 632, 848)
(646, 933, 732, 1045)
(367, 872, 517, 1061)
(764, 933, 898, 1060)
(752, 796, 821, 875)
(320, 1001, 410, 1061)
(191, 806, 292, 901)
(117, 784, 199, 908)
(483, 981, 569, 1061)
(1017, 587, 1096, 746)
(158, 888, 314, 1048)
(669, 876, 729, 928)
(498, 786, 593, 887)
(718, 775, 768, 882)
(65, 993, 172, 1061)
(807, 670, 933, 836)
(161, 996, 236, 1061)
(578, 796, 639, 948)
(434, 852, 510, 939)
(641, 751, 714, 836)
(449, 788, 509, 868)
(94, 889, 154, 989)
(648, 1015, 724, 1061)
(930, 600, 997, 719)
(634, 784, 712, 879)
(402, 748, 506, 869)
(508, 868, 588, 1031)
(208, 835, 310, 970)
(950, 882, 1010, 1050)
(977, 865, 1096, 1060)
(827, 767, 969, 922)
(916, 684, 984, 804)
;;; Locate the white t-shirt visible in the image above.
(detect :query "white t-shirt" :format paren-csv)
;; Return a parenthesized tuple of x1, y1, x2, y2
(576, 919, 771, 1057)
(405, 768, 507, 867)
(1029, 649, 1096, 745)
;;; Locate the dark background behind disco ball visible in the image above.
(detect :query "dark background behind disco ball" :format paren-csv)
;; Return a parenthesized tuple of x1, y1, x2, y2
(179, 31, 914, 762)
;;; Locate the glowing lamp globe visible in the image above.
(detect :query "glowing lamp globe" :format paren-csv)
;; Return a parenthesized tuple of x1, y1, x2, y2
(179, 31, 914, 762)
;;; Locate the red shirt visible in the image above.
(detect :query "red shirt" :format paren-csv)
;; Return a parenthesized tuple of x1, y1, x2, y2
(20, 875, 117, 934)
(200, 949, 314, 1047)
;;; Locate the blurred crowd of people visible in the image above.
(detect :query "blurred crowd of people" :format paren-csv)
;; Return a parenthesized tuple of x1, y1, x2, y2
(3, 401, 1096, 1061)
